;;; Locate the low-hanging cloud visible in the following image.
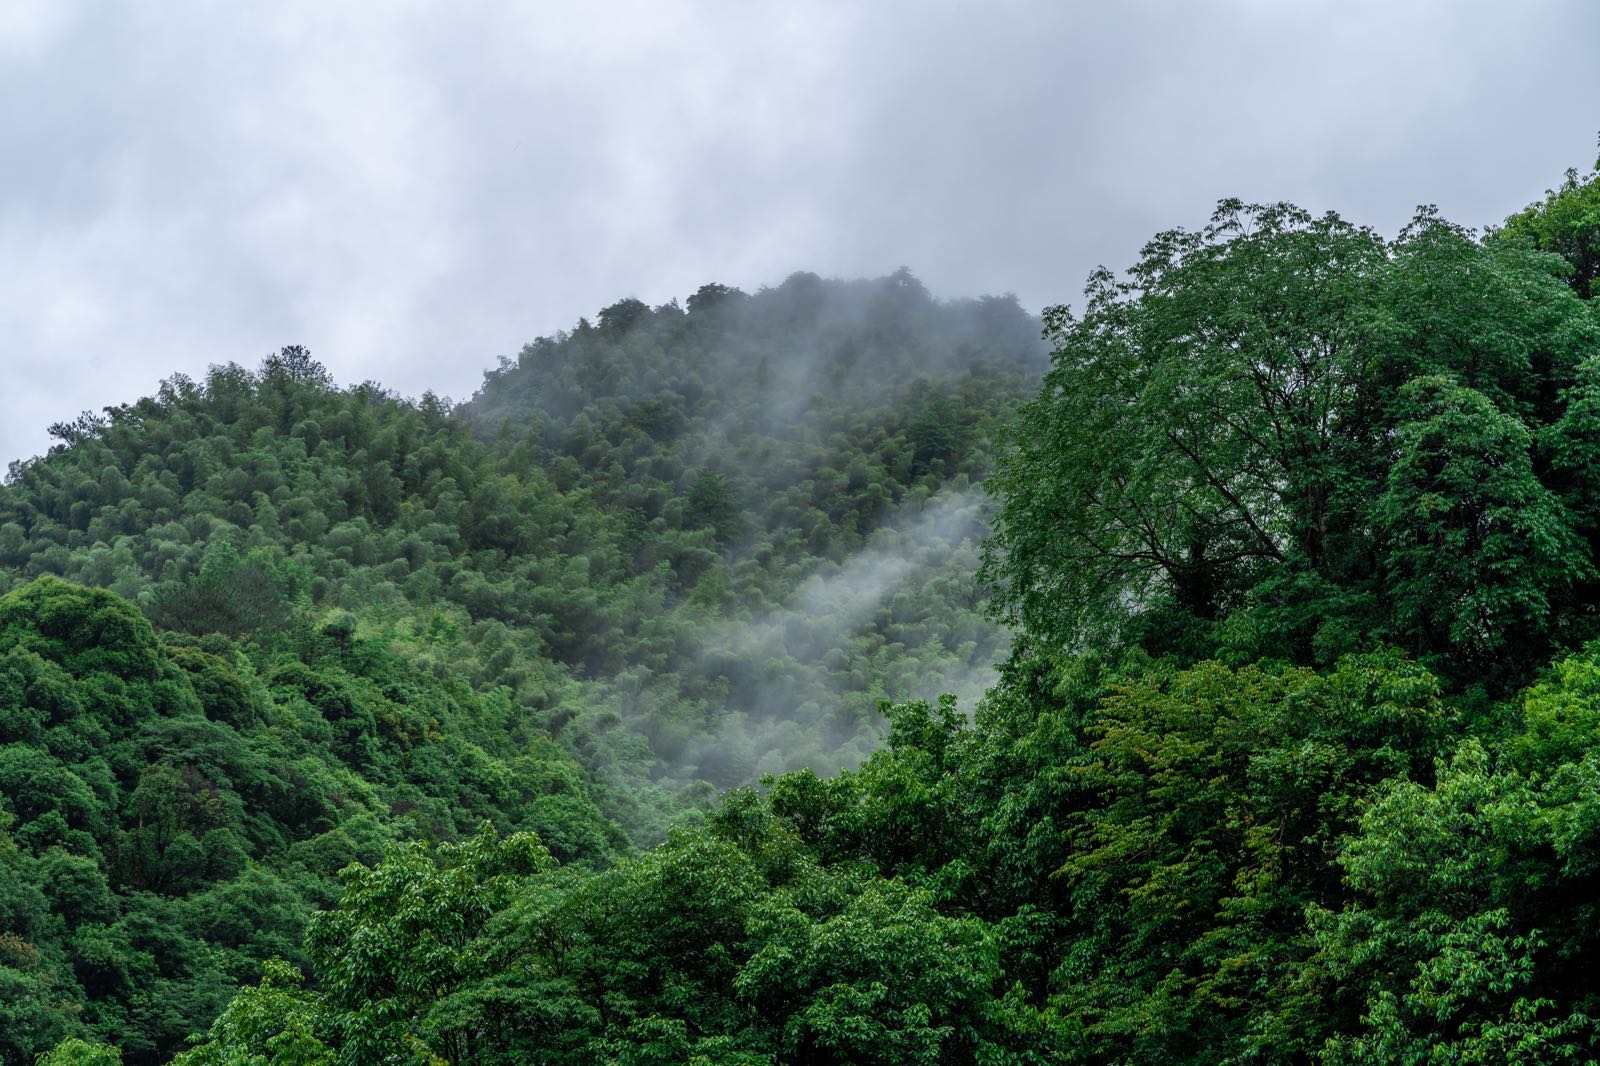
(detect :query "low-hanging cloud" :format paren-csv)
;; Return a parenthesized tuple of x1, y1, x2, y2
(676, 486, 1007, 781)
(4, 1, 1599, 469)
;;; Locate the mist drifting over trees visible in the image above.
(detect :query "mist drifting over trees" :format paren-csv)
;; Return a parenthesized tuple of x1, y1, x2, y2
(8, 145, 1600, 1062)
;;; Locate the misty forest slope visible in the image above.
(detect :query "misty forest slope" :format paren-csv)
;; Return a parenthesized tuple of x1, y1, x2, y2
(1, 270, 1044, 828)
(8, 154, 1600, 1063)
(0, 272, 1044, 1062)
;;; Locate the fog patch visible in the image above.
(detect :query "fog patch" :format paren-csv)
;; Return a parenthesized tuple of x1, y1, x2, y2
(679, 485, 1008, 783)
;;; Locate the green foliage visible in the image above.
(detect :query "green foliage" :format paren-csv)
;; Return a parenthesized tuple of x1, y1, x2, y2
(34, 1039, 124, 1065)
(983, 198, 1600, 690)
(1495, 143, 1600, 299)
(1377, 375, 1588, 677)
(0, 579, 619, 1064)
(24, 162, 1600, 1065)
(305, 826, 554, 1063)
(4, 277, 1043, 1062)
(3, 280, 1040, 832)
(169, 960, 333, 1066)
(179, 810, 1004, 1064)
(983, 202, 1391, 657)
(147, 541, 305, 639)
(1302, 716, 1600, 1062)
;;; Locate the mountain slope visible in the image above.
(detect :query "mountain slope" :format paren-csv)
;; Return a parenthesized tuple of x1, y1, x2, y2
(1, 272, 1045, 828)
(0, 270, 1044, 1062)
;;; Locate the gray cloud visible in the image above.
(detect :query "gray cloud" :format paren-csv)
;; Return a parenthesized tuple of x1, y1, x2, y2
(3, 0, 1598, 468)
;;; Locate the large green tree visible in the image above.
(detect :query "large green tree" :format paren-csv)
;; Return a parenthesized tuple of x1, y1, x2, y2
(1496, 145, 1600, 299)
(983, 200, 1600, 686)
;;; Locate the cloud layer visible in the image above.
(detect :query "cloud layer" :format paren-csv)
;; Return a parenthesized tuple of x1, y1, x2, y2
(4, 0, 1598, 468)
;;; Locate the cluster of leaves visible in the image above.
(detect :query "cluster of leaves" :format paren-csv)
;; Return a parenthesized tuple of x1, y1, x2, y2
(124, 638, 1600, 1064)
(0, 578, 620, 1064)
(166, 817, 1000, 1066)
(983, 186, 1600, 692)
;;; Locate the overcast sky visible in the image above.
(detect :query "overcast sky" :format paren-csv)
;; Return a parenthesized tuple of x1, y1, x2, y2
(3, 0, 1598, 469)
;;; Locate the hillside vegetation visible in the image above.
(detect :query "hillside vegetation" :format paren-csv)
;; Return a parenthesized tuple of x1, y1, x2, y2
(9, 153, 1600, 1063)
(0, 272, 1042, 1062)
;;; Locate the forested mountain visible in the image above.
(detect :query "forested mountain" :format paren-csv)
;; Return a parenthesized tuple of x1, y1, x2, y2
(0, 271, 1044, 834)
(460, 269, 1043, 792)
(0, 271, 1044, 1062)
(9, 153, 1600, 1064)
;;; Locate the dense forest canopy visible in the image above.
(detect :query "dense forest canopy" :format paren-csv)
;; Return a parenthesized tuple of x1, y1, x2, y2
(0, 271, 1045, 1062)
(982, 197, 1600, 690)
(7, 151, 1600, 1063)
